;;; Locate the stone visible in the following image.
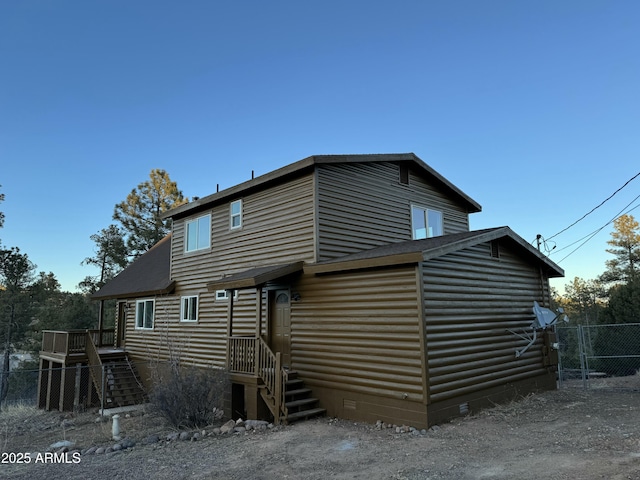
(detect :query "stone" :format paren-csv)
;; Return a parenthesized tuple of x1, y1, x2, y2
(82, 446, 97, 455)
(49, 440, 74, 450)
(167, 432, 180, 441)
(220, 420, 236, 434)
(235, 418, 245, 427)
(95, 416, 108, 423)
(191, 432, 201, 441)
(105, 447, 113, 454)
(112, 443, 122, 451)
(212, 427, 221, 435)
(429, 425, 441, 433)
(234, 426, 246, 434)
(421, 429, 427, 435)
(121, 438, 136, 449)
(179, 431, 192, 441)
(95, 447, 105, 455)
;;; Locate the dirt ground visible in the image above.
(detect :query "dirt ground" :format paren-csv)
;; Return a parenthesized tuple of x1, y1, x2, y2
(2, 385, 640, 480)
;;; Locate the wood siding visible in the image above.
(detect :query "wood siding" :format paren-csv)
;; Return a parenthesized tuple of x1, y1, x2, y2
(423, 241, 550, 404)
(316, 162, 470, 260)
(125, 173, 316, 366)
(293, 268, 425, 407)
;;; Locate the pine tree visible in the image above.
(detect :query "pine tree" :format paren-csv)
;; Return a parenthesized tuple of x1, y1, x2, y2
(600, 214, 640, 285)
(113, 169, 188, 258)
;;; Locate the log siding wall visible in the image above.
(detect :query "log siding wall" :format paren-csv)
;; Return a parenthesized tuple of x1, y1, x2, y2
(124, 173, 316, 366)
(293, 267, 424, 403)
(423, 241, 550, 404)
(316, 162, 470, 260)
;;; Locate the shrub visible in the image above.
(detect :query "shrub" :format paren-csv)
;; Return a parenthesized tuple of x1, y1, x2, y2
(149, 360, 228, 428)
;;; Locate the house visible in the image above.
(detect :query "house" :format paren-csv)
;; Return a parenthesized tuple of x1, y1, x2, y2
(38, 153, 563, 427)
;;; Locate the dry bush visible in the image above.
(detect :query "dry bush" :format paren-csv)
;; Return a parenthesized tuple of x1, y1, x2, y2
(149, 359, 228, 429)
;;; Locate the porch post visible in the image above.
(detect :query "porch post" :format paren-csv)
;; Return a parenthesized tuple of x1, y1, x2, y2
(226, 290, 234, 370)
(226, 290, 234, 338)
(255, 286, 263, 337)
(97, 300, 104, 346)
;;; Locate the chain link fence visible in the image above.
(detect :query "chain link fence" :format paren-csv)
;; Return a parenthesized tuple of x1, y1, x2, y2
(557, 324, 640, 391)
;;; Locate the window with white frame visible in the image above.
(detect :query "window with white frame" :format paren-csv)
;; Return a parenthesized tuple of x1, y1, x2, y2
(185, 214, 211, 252)
(181, 295, 199, 322)
(135, 299, 155, 329)
(411, 205, 443, 239)
(215, 290, 238, 301)
(230, 200, 242, 229)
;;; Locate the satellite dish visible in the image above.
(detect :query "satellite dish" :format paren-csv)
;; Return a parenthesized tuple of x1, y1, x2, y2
(508, 301, 569, 358)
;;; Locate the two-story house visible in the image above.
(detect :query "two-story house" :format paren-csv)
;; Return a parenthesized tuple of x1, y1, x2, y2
(38, 153, 563, 428)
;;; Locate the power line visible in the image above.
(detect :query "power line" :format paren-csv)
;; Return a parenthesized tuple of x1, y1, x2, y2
(554, 196, 640, 264)
(547, 171, 640, 241)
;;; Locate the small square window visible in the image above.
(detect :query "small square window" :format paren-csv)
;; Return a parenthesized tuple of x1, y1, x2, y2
(181, 295, 198, 322)
(135, 299, 155, 329)
(216, 290, 238, 301)
(230, 200, 242, 230)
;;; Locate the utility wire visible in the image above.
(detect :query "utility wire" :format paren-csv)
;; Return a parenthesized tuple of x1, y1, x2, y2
(554, 196, 640, 264)
(546, 171, 640, 241)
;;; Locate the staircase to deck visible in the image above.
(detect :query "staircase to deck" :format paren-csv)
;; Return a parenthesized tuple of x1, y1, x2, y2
(86, 333, 146, 409)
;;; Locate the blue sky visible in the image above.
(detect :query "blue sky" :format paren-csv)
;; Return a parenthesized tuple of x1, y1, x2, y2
(1, 1, 639, 293)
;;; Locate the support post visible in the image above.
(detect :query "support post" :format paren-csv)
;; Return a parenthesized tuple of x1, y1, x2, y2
(255, 287, 263, 338)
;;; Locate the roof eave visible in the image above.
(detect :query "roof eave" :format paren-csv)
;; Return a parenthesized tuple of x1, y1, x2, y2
(91, 280, 177, 301)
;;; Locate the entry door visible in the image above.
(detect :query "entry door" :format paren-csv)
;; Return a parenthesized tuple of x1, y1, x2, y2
(269, 290, 291, 367)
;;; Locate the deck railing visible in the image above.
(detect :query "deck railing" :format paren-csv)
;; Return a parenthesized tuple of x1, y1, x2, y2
(41, 329, 115, 356)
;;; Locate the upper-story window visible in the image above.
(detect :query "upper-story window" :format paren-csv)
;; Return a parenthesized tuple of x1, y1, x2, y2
(230, 200, 242, 229)
(185, 214, 211, 252)
(135, 299, 155, 330)
(411, 205, 443, 239)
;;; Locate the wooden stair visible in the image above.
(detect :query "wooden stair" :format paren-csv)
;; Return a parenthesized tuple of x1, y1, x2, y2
(281, 371, 325, 423)
(101, 356, 146, 407)
(259, 370, 325, 423)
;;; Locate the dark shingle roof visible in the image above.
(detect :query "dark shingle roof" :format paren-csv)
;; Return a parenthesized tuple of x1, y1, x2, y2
(163, 153, 482, 221)
(305, 227, 564, 278)
(91, 234, 175, 300)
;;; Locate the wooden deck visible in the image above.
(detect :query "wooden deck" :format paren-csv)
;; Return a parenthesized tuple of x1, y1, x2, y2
(38, 329, 145, 412)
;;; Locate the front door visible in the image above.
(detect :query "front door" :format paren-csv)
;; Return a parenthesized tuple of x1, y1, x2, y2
(269, 290, 291, 367)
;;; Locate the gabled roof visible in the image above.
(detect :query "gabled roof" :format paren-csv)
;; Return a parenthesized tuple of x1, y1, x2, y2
(91, 234, 175, 300)
(304, 227, 564, 278)
(163, 153, 482, 220)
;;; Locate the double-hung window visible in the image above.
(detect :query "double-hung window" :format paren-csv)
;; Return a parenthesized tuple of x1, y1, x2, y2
(230, 200, 242, 229)
(135, 299, 155, 329)
(411, 205, 443, 239)
(181, 295, 198, 322)
(185, 214, 211, 252)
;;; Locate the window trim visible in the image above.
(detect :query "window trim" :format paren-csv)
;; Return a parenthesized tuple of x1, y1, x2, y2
(230, 199, 242, 230)
(184, 213, 211, 253)
(411, 204, 443, 239)
(180, 295, 199, 322)
(135, 299, 155, 330)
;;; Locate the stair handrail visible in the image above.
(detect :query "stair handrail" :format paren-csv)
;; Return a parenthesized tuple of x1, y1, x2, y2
(85, 332, 104, 403)
(125, 355, 146, 395)
(255, 337, 286, 422)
